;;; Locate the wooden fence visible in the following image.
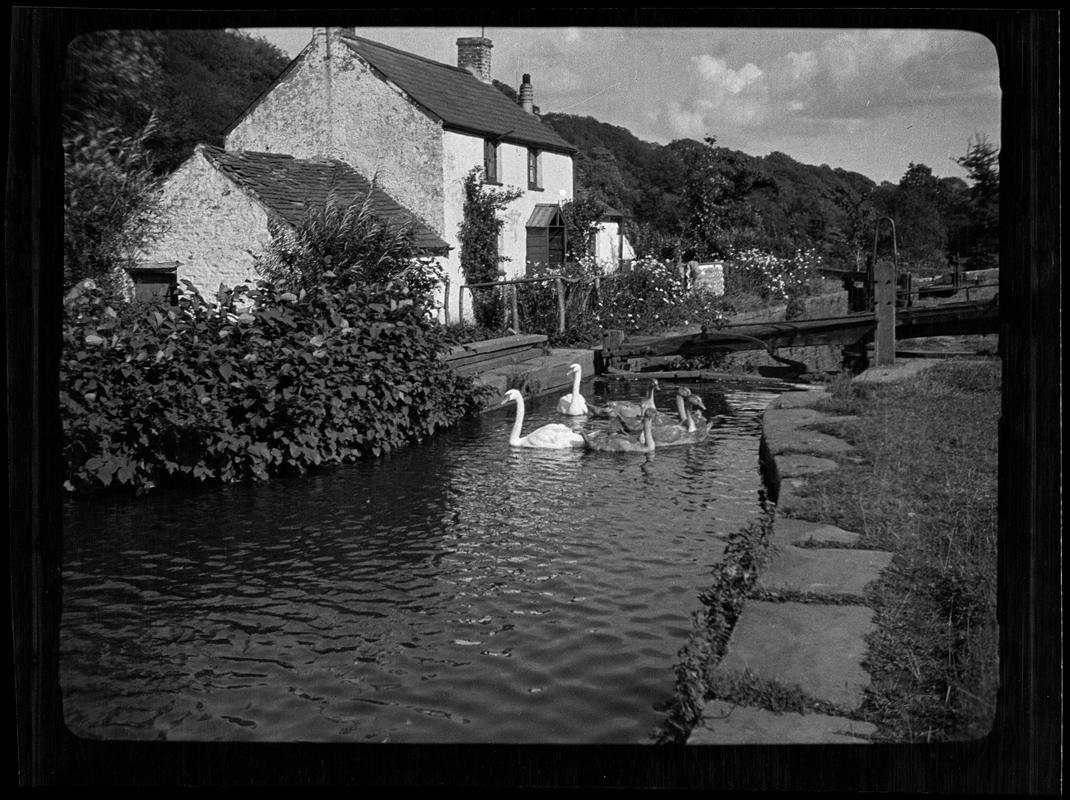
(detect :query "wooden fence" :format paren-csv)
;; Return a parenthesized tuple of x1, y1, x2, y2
(440, 274, 603, 333)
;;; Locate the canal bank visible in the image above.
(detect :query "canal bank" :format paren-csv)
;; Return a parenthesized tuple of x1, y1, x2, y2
(687, 359, 948, 744)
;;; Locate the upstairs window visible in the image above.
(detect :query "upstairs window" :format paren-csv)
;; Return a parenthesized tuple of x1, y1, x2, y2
(484, 140, 500, 184)
(527, 148, 542, 190)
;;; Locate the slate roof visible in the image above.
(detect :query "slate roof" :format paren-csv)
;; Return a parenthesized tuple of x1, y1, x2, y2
(342, 34, 577, 155)
(199, 145, 450, 254)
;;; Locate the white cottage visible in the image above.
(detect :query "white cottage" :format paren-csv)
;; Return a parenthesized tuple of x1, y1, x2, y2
(137, 27, 578, 321)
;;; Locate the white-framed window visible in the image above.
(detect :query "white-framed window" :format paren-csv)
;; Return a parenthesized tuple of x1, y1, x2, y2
(527, 148, 542, 190)
(484, 139, 500, 184)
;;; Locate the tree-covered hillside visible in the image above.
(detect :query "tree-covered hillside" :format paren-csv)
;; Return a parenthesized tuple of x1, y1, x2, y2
(541, 112, 997, 273)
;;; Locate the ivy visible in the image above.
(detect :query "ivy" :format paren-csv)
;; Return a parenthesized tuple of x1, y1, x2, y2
(457, 167, 522, 328)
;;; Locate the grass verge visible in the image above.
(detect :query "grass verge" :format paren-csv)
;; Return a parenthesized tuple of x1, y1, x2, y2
(788, 360, 1000, 742)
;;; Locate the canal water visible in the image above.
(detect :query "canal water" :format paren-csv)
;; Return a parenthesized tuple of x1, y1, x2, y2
(61, 380, 786, 744)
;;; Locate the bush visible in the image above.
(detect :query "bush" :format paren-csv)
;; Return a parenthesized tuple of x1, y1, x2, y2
(596, 257, 730, 333)
(254, 192, 443, 299)
(723, 247, 820, 306)
(60, 278, 487, 494)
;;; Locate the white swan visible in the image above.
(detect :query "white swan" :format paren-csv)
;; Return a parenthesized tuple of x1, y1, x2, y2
(556, 363, 589, 416)
(502, 389, 585, 449)
(582, 407, 658, 453)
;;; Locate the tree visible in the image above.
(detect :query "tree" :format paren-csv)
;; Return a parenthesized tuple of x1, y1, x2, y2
(62, 30, 165, 290)
(680, 137, 765, 259)
(560, 195, 605, 262)
(955, 135, 1000, 268)
(147, 30, 290, 173)
(869, 163, 950, 273)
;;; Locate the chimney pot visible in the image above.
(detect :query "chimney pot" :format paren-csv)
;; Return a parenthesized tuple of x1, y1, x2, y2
(518, 73, 534, 114)
(457, 36, 493, 82)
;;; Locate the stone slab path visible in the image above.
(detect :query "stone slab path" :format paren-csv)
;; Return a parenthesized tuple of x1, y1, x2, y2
(688, 701, 878, 745)
(689, 383, 895, 745)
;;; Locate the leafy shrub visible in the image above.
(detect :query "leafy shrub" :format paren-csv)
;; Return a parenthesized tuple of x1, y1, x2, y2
(254, 192, 443, 299)
(60, 278, 487, 494)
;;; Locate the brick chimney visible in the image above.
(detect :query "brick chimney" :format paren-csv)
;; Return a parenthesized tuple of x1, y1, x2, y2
(518, 73, 534, 114)
(457, 36, 493, 82)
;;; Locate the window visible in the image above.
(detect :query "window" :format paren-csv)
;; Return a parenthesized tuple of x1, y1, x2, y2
(128, 264, 178, 305)
(484, 139, 499, 184)
(527, 148, 542, 190)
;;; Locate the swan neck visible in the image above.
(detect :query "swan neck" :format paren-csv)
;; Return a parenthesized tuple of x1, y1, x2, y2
(571, 369, 582, 397)
(509, 395, 525, 445)
(676, 394, 687, 423)
(685, 404, 698, 432)
(643, 419, 655, 451)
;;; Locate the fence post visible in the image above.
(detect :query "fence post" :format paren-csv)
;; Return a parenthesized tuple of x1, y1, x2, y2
(510, 284, 520, 333)
(458, 285, 465, 326)
(501, 280, 509, 329)
(874, 259, 896, 367)
(442, 276, 450, 326)
(555, 277, 566, 333)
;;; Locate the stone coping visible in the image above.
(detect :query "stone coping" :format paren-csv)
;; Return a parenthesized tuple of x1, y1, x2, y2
(690, 376, 898, 744)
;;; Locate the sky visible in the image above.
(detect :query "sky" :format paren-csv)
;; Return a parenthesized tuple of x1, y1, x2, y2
(239, 25, 1001, 186)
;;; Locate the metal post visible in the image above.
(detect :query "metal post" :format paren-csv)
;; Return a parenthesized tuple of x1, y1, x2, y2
(555, 276, 566, 333)
(874, 259, 897, 367)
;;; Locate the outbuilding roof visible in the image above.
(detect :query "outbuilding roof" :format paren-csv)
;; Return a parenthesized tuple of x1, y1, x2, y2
(341, 34, 577, 155)
(526, 204, 566, 228)
(199, 145, 450, 255)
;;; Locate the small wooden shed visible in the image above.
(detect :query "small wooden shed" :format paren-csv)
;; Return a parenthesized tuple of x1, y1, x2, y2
(525, 203, 567, 273)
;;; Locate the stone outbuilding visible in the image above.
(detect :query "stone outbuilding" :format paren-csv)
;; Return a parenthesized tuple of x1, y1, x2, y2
(135, 27, 578, 321)
(131, 144, 448, 303)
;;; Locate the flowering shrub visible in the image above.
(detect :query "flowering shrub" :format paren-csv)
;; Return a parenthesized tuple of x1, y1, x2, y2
(596, 257, 730, 333)
(60, 278, 488, 495)
(451, 255, 734, 341)
(722, 247, 821, 307)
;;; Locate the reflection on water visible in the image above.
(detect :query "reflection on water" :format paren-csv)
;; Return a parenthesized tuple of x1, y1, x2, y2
(61, 380, 784, 743)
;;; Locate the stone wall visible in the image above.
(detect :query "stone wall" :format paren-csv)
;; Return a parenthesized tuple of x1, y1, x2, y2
(226, 29, 445, 235)
(137, 149, 270, 295)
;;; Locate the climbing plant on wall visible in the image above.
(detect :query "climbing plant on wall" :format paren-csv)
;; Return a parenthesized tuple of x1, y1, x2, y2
(458, 167, 522, 328)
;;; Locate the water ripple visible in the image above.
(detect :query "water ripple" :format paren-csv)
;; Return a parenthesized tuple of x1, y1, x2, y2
(61, 380, 785, 743)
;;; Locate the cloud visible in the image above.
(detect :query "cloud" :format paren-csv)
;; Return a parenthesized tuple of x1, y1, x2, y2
(693, 55, 762, 93)
(665, 29, 999, 143)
